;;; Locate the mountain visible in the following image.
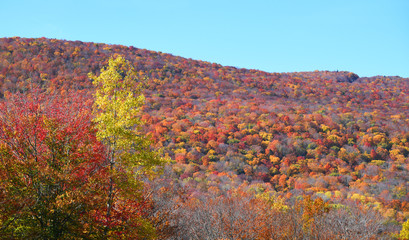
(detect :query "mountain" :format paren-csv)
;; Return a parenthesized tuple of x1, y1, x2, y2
(1, 37, 409, 236)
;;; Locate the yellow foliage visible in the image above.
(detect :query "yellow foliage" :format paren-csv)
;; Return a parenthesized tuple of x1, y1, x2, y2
(400, 219, 409, 239)
(260, 131, 273, 141)
(269, 156, 280, 165)
(327, 134, 340, 143)
(369, 160, 385, 166)
(256, 192, 289, 212)
(320, 124, 330, 132)
(350, 193, 366, 202)
(372, 134, 386, 144)
(208, 149, 216, 156)
(90, 55, 164, 210)
(174, 148, 187, 154)
(333, 190, 342, 198)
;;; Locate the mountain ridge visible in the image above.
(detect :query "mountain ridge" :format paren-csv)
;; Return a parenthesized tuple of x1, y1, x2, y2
(1, 36, 387, 79)
(1, 37, 409, 232)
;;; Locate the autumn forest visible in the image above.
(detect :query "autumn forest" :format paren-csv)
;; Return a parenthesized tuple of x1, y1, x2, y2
(1, 37, 409, 239)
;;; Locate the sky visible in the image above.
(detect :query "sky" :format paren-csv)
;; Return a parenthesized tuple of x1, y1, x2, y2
(1, 0, 408, 78)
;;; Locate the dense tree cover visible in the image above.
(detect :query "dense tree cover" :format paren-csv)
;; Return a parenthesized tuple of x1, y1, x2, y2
(1, 37, 409, 237)
(0, 89, 106, 238)
(145, 175, 395, 239)
(0, 56, 161, 238)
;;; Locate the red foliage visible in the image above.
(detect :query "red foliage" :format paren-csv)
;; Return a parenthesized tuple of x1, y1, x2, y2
(1, 37, 409, 231)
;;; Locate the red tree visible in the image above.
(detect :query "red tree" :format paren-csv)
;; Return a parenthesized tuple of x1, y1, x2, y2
(0, 89, 107, 238)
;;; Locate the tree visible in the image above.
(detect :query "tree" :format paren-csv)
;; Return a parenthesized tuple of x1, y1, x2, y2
(0, 89, 106, 239)
(90, 55, 163, 238)
(401, 219, 409, 239)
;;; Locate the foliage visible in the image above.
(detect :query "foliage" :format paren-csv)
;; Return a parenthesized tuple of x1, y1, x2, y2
(90, 55, 163, 237)
(145, 180, 389, 239)
(1, 37, 409, 237)
(0, 89, 105, 239)
(91, 55, 162, 176)
(401, 219, 409, 239)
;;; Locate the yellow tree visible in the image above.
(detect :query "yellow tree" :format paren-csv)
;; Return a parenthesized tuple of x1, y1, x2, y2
(90, 55, 163, 238)
(401, 219, 409, 239)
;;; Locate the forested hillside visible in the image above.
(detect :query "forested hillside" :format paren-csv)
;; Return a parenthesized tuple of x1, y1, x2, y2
(1, 37, 409, 238)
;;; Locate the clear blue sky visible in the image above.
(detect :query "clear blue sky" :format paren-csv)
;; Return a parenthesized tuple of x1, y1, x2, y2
(1, 0, 408, 77)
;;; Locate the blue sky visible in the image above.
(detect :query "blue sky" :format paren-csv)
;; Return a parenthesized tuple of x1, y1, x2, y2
(1, 0, 408, 77)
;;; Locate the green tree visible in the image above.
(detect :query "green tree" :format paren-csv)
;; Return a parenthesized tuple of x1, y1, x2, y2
(90, 55, 163, 238)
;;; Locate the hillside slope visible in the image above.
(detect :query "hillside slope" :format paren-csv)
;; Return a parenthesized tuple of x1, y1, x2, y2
(1, 37, 409, 224)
